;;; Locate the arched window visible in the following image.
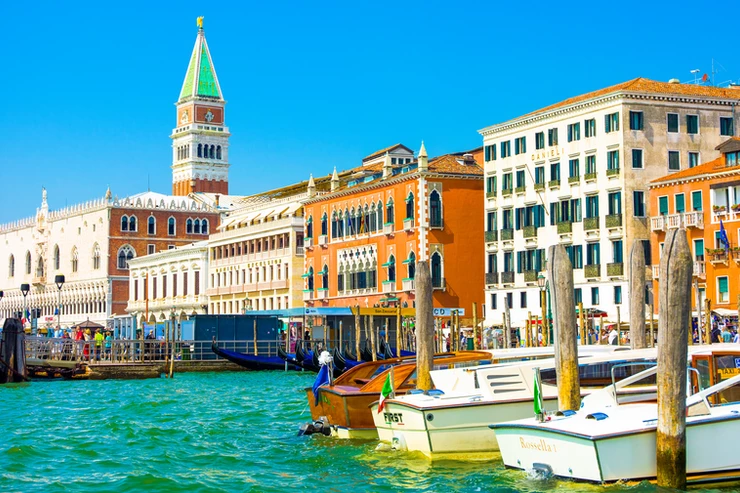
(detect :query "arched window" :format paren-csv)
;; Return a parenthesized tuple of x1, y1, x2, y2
(53, 245, 60, 270)
(376, 201, 383, 231)
(71, 247, 79, 273)
(92, 243, 101, 270)
(186, 218, 193, 234)
(386, 198, 394, 225)
(430, 190, 442, 228)
(406, 251, 416, 279)
(364, 204, 370, 233)
(147, 216, 156, 235)
(306, 216, 313, 239)
(194, 219, 201, 234)
(331, 211, 338, 238)
(25, 251, 31, 275)
(337, 211, 344, 237)
(370, 203, 377, 232)
(36, 256, 45, 278)
(406, 192, 415, 220)
(9, 255, 15, 277)
(168, 216, 176, 236)
(197, 144, 203, 157)
(210, 145, 215, 159)
(349, 208, 356, 235)
(121, 215, 129, 232)
(129, 215, 137, 231)
(386, 255, 396, 282)
(322, 265, 329, 290)
(344, 208, 351, 236)
(216, 146, 222, 159)
(321, 213, 328, 237)
(201, 219, 208, 234)
(431, 252, 443, 288)
(117, 245, 135, 269)
(307, 266, 314, 291)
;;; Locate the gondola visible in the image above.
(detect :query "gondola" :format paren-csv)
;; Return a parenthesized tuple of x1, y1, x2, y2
(333, 347, 361, 373)
(379, 340, 415, 359)
(360, 342, 374, 362)
(211, 343, 300, 371)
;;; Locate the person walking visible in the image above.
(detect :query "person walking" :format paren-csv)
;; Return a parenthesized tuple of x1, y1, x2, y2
(721, 325, 732, 343)
(94, 329, 104, 361)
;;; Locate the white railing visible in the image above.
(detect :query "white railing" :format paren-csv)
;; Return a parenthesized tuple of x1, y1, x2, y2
(383, 223, 394, 235)
(316, 289, 329, 299)
(652, 211, 704, 231)
(652, 265, 660, 279)
(296, 246, 304, 256)
(402, 279, 415, 291)
(712, 208, 740, 223)
(210, 216, 303, 240)
(382, 281, 396, 293)
(318, 234, 328, 246)
(303, 290, 314, 301)
(650, 216, 665, 231)
(694, 261, 706, 278)
(403, 218, 414, 231)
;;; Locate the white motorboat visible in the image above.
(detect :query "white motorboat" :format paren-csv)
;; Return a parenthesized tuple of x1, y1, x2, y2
(370, 345, 739, 460)
(493, 348, 740, 484)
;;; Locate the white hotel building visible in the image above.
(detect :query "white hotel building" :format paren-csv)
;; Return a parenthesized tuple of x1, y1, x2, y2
(479, 78, 740, 328)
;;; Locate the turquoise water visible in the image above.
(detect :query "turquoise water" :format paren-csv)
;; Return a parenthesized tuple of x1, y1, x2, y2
(0, 372, 732, 493)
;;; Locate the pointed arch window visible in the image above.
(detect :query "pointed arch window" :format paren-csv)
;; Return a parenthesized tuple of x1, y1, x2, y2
(306, 266, 314, 291)
(405, 251, 416, 279)
(345, 208, 351, 236)
(201, 218, 209, 234)
(337, 211, 344, 237)
(370, 204, 377, 232)
(129, 215, 137, 232)
(36, 256, 45, 278)
(117, 245, 135, 269)
(331, 211, 338, 238)
(209, 145, 215, 159)
(306, 216, 313, 239)
(121, 215, 129, 232)
(92, 243, 101, 270)
(405, 193, 415, 220)
(71, 247, 79, 273)
(363, 204, 370, 233)
(384, 255, 396, 282)
(321, 265, 329, 290)
(386, 198, 394, 225)
(194, 219, 201, 235)
(168, 216, 176, 236)
(147, 216, 156, 235)
(9, 255, 15, 278)
(376, 201, 383, 231)
(216, 146, 222, 159)
(321, 213, 328, 237)
(197, 144, 203, 158)
(430, 190, 443, 228)
(25, 251, 31, 275)
(53, 245, 60, 270)
(431, 252, 443, 288)
(186, 218, 193, 234)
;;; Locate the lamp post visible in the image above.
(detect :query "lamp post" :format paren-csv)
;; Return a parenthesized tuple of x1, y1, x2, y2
(0, 290, 4, 322)
(55, 275, 65, 335)
(537, 274, 547, 347)
(20, 284, 30, 331)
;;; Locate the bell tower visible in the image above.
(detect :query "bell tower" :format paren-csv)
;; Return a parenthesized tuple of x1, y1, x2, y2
(171, 17, 230, 196)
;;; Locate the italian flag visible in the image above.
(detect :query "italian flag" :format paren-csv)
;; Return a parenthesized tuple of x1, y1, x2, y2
(533, 369, 543, 415)
(377, 371, 394, 414)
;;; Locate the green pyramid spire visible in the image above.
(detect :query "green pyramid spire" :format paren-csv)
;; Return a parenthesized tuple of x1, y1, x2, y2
(178, 28, 223, 101)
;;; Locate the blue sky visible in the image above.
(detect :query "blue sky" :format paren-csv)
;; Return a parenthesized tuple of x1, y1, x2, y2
(2, 0, 738, 223)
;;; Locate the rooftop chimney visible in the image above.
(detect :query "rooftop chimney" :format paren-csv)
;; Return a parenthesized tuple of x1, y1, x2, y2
(382, 153, 392, 179)
(330, 167, 339, 192)
(462, 153, 475, 165)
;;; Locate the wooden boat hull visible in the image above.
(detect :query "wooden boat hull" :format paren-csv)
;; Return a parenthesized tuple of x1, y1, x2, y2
(306, 386, 381, 437)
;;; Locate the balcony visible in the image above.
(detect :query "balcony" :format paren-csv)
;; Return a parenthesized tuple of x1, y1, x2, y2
(502, 188, 513, 197)
(304, 237, 313, 249)
(694, 261, 706, 278)
(486, 191, 497, 199)
(708, 249, 729, 266)
(501, 271, 514, 284)
(485, 230, 498, 243)
(606, 214, 622, 228)
(32, 275, 46, 286)
(523, 225, 538, 239)
(501, 228, 514, 241)
(568, 175, 580, 185)
(534, 183, 545, 192)
(302, 290, 314, 301)
(584, 172, 597, 182)
(557, 221, 572, 234)
(318, 234, 328, 246)
(584, 217, 599, 231)
(585, 264, 601, 279)
(316, 288, 329, 300)
(403, 218, 414, 231)
(524, 270, 538, 283)
(485, 272, 498, 286)
(295, 246, 305, 256)
(402, 278, 415, 291)
(607, 262, 624, 277)
(651, 212, 704, 231)
(382, 281, 396, 293)
(515, 186, 526, 195)
(548, 179, 560, 189)
(383, 223, 394, 235)
(606, 168, 620, 178)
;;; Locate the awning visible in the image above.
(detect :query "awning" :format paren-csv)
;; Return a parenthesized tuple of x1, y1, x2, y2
(713, 308, 738, 317)
(381, 261, 394, 267)
(301, 273, 311, 278)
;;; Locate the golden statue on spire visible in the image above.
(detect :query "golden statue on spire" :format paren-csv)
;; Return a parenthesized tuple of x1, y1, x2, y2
(197, 16, 204, 29)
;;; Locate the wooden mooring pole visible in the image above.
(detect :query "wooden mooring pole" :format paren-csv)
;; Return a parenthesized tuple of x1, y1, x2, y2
(656, 228, 692, 490)
(396, 306, 402, 357)
(472, 302, 479, 350)
(547, 244, 580, 411)
(503, 298, 511, 349)
(253, 318, 258, 356)
(630, 241, 646, 349)
(704, 297, 712, 345)
(415, 261, 434, 391)
(369, 315, 377, 361)
(578, 302, 586, 345)
(354, 306, 361, 360)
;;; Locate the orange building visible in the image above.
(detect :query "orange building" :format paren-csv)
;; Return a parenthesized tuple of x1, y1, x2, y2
(301, 143, 484, 312)
(649, 137, 740, 329)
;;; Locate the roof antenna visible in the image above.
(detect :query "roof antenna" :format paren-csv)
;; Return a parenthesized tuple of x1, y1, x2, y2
(147, 174, 150, 192)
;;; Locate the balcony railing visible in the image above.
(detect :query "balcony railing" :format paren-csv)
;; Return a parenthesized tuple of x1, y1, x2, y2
(383, 223, 394, 235)
(501, 228, 514, 241)
(382, 281, 396, 293)
(557, 221, 572, 234)
(515, 185, 526, 194)
(523, 225, 538, 239)
(524, 270, 538, 283)
(403, 218, 414, 231)
(708, 250, 729, 265)
(606, 214, 622, 228)
(606, 168, 620, 178)
(486, 191, 497, 199)
(585, 264, 601, 279)
(534, 183, 545, 192)
(694, 261, 706, 278)
(584, 172, 597, 181)
(485, 272, 498, 285)
(568, 175, 580, 184)
(485, 230, 498, 243)
(318, 234, 328, 246)
(296, 246, 305, 256)
(302, 290, 314, 301)
(304, 237, 313, 248)
(607, 262, 624, 277)
(501, 271, 514, 284)
(584, 217, 599, 231)
(402, 278, 415, 291)
(548, 179, 560, 188)
(32, 275, 46, 286)
(502, 188, 513, 197)
(651, 211, 704, 231)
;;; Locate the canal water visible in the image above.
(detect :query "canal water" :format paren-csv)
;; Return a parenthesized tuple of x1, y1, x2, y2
(0, 372, 729, 493)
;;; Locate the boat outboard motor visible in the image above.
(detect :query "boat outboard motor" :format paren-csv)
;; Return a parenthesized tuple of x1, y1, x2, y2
(297, 417, 332, 437)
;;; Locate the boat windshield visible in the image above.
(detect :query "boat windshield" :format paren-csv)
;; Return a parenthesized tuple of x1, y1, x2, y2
(540, 359, 656, 388)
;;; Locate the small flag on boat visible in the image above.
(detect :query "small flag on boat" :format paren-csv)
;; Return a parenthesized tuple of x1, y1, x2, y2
(312, 364, 330, 406)
(533, 369, 543, 416)
(377, 370, 394, 414)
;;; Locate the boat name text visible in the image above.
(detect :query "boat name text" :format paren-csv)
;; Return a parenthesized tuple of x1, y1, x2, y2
(519, 437, 557, 453)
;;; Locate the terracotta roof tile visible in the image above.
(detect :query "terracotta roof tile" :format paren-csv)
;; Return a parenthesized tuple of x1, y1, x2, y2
(518, 77, 740, 121)
(651, 155, 740, 184)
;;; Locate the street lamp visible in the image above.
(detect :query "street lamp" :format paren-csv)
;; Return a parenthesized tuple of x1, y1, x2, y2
(55, 275, 65, 336)
(20, 283, 30, 331)
(0, 291, 4, 321)
(537, 274, 547, 346)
